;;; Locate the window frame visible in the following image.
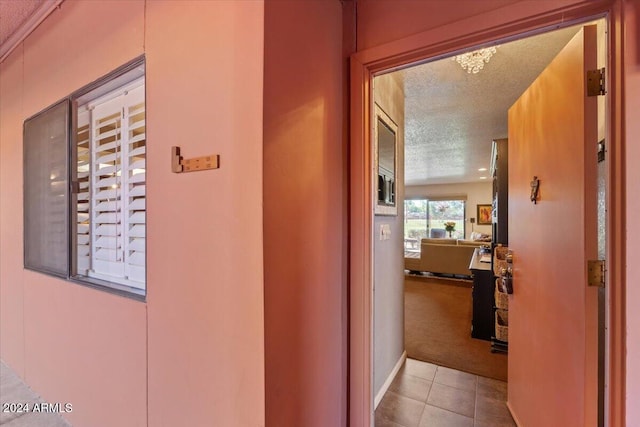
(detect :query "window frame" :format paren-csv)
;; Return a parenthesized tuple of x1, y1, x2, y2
(22, 56, 147, 300)
(404, 197, 467, 241)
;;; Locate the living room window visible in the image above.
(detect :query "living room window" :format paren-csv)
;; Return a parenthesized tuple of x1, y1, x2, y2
(404, 198, 466, 244)
(23, 57, 146, 297)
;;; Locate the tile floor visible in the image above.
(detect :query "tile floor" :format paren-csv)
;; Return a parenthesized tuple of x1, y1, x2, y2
(375, 358, 516, 427)
(0, 361, 71, 427)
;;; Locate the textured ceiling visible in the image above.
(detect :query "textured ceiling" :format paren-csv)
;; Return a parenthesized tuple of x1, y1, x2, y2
(0, 0, 45, 47)
(395, 25, 582, 186)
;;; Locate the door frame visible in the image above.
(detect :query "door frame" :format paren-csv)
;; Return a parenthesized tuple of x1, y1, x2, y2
(349, 2, 626, 426)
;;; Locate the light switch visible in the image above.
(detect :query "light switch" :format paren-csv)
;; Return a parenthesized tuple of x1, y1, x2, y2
(380, 224, 391, 240)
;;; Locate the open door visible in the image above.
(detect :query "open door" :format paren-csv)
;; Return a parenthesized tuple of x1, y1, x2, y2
(507, 25, 600, 426)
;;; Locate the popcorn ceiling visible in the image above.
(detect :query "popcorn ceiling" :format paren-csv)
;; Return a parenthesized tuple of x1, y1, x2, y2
(386, 25, 581, 187)
(0, 0, 45, 48)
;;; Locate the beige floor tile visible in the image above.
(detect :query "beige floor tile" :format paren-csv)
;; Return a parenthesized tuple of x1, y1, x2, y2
(418, 404, 474, 427)
(376, 361, 514, 427)
(474, 395, 516, 426)
(477, 376, 507, 401)
(427, 383, 475, 418)
(401, 359, 438, 381)
(375, 411, 407, 427)
(433, 367, 478, 392)
(474, 419, 517, 427)
(376, 391, 426, 427)
(388, 373, 433, 402)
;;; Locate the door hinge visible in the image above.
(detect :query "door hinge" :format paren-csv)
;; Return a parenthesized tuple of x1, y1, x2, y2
(588, 260, 605, 288)
(587, 68, 606, 96)
(598, 139, 605, 163)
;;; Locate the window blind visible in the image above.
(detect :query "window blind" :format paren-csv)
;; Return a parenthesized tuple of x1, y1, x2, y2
(76, 78, 146, 290)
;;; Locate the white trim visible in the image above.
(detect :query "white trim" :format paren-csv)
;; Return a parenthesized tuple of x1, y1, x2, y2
(373, 351, 407, 409)
(0, 0, 64, 63)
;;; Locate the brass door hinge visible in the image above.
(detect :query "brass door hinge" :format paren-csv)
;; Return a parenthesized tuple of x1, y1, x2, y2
(588, 260, 605, 288)
(171, 146, 220, 173)
(587, 68, 606, 96)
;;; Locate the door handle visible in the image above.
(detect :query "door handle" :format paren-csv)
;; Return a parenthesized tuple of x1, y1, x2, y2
(500, 252, 513, 294)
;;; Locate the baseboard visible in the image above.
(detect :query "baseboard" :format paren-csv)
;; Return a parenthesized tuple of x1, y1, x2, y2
(506, 401, 522, 427)
(374, 350, 407, 409)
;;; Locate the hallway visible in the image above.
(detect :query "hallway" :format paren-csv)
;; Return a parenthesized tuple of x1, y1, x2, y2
(375, 358, 515, 427)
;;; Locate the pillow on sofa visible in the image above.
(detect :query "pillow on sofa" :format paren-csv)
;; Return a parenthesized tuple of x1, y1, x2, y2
(421, 238, 457, 245)
(457, 239, 485, 247)
(470, 231, 492, 242)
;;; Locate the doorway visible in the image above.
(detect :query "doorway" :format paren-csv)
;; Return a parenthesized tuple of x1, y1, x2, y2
(354, 13, 613, 427)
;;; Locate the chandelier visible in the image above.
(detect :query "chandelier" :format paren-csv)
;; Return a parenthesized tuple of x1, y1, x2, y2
(453, 46, 498, 74)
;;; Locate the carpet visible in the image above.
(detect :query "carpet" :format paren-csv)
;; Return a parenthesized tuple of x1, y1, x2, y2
(404, 274, 508, 381)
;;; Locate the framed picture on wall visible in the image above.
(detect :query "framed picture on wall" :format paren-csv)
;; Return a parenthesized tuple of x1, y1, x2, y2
(477, 204, 492, 225)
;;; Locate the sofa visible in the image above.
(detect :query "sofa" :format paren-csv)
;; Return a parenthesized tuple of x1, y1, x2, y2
(405, 238, 487, 277)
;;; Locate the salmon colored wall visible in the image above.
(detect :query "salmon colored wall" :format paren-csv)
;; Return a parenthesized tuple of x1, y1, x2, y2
(1, 2, 148, 426)
(263, 1, 347, 426)
(145, 1, 265, 426)
(0, 50, 25, 378)
(0, 1, 265, 426)
(625, 0, 640, 422)
(357, 0, 517, 50)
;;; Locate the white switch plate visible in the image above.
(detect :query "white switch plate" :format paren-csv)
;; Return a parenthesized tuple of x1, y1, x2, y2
(380, 224, 391, 240)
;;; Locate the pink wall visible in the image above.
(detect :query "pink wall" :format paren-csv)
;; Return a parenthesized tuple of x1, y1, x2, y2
(0, 49, 25, 378)
(1, 3, 148, 426)
(625, 0, 640, 422)
(0, 1, 265, 426)
(263, 1, 347, 426)
(145, 1, 265, 425)
(357, 0, 517, 50)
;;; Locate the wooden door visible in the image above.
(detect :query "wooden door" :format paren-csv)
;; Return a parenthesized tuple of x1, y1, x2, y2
(507, 25, 599, 427)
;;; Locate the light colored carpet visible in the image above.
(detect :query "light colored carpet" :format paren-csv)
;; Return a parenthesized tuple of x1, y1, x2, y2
(404, 274, 508, 381)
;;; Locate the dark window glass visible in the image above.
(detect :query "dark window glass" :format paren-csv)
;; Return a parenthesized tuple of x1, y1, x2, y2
(23, 100, 69, 277)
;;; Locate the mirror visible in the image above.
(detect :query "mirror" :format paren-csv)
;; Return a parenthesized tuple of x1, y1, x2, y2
(374, 103, 398, 215)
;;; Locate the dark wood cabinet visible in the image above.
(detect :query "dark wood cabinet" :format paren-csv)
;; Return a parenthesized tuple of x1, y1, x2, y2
(490, 139, 509, 352)
(491, 139, 508, 245)
(470, 249, 493, 341)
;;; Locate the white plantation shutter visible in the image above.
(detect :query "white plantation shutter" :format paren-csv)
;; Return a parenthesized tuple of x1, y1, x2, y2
(123, 84, 146, 285)
(77, 77, 146, 290)
(91, 95, 125, 282)
(76, 108, 91, 275)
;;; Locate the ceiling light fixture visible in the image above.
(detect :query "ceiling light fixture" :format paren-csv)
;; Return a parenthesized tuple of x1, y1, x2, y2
(478, 168, 487, 172)
(479, 176, 488, 180)
(453, 46, 498, 74)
